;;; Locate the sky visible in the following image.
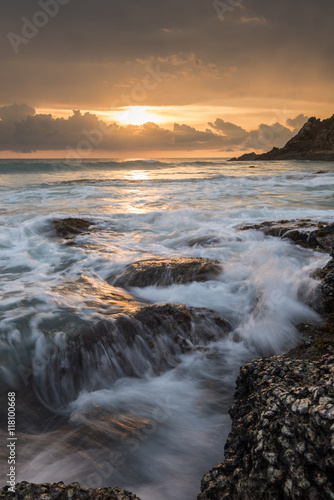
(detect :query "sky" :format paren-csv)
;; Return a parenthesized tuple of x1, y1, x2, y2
(0, 0, 333, 158)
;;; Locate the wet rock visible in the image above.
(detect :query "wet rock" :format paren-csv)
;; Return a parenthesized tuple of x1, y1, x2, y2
(108, 257, 222, 288)
(286, 312, 334, 362)
(0, 481, 141, 499)
(316, 258, 334, 313)
(35, 304, 231, 408)
(198, 354, 334, 500)
(53, 218, 94, 238)
(230, 115, 334, 161)
(239, 219, 334, 254)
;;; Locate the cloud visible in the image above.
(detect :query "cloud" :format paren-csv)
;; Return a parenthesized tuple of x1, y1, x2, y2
(246, 122, 295, 150)
(209, 119, 248, 141)
(0, 103, 35, 123)
(0, 108, 225, 153)
(208, 118, 296, 150)
(286, 114, 309, 130)
(0, 105, 306, 154)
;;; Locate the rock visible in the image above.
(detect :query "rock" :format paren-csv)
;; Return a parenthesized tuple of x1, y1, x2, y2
(53, 218, 94, 238)
(315, 258, 334, 313)
(0, 481, 141, 499)
(239, 219, 334, 254)
(230, 115, 334, 161)
(286, 313, 334, 361)
(34, 304, 231, 407)
(229, 152, 259, 162)
(108, 257, 222, 288)
(198, 354, 334, 500)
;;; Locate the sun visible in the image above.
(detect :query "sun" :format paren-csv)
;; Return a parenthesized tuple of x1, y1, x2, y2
(114, 106, 163, 126)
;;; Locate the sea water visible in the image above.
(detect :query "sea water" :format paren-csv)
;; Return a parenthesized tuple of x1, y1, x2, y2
(0, 158, 333, 499)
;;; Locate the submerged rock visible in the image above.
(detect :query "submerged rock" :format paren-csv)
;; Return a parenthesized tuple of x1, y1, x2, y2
(240, 219, 334, 254)
(198, 354, 334, 500)
(230, 115, 334, 161)
(0, 481, 141, 499)
(108, 257, 222, 288)
(34, 304, 231, 408)
(53, 218, 94, 238)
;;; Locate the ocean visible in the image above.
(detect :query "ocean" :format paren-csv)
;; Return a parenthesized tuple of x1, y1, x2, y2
(0, 158, 333, 499)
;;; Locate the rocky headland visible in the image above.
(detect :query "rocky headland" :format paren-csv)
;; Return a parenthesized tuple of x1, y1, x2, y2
(230, 115, 334, 161)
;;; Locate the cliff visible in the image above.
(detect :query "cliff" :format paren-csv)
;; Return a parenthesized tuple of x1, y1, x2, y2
(231, 115, 334, 161)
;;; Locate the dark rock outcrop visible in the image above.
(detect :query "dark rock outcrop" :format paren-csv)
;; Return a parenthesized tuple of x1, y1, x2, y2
(198, 354, 334, 500)
(108, 257, 222, 288)
(53, 218, 94, 238)
(35, 304, 231, 408)
(286, 313, 334, 361)
(0, 481, 141, 499)
(230, 115, 334, 161)
(316, 258, 334, 313)
(240, 219, 334, 254)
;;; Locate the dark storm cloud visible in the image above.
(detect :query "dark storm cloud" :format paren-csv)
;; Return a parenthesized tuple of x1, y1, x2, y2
(0, 0, 333, 108)
(0, 104, 301, 153)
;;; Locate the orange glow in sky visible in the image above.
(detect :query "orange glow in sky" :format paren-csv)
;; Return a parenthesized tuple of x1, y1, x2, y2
(113, 107, 165, 126)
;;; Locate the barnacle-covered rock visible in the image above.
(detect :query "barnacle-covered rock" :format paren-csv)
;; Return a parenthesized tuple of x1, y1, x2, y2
(198, 354, 334, 499)
(0, 481, 141, 499)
